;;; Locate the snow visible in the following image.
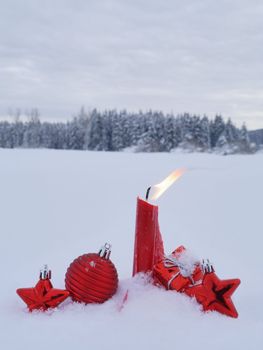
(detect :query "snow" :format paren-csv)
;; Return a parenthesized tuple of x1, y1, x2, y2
(166, 247, 199, 277)
(0, 149, 262, 349)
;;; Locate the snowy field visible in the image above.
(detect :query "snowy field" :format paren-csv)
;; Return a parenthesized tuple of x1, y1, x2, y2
(0, 149, 263, 349)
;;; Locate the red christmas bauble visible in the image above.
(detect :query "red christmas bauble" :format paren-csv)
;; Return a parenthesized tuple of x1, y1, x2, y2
(65, 244, 118, 304)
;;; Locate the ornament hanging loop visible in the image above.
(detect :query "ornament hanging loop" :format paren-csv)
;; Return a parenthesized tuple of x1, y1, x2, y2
(98, 243, 112, 260)
(201, 259, 214, 274)
(39, 265, 51, 280)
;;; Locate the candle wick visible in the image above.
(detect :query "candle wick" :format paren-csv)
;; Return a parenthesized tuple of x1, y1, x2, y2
(146, 187, 151, 201)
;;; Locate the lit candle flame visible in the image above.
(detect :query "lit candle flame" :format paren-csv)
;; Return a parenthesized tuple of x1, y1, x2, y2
(149, 168, 186, 201)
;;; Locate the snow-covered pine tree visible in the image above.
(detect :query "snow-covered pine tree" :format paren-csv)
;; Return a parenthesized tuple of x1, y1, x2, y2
(0, 109, 254, 154)
(154, 112, 167, 152)
(121, 110, 133, 149)
(210, 115, 225, 148)
(165, 115, 176, 151)
(41, 122, 53, 148)
(23, 112, 41, 148)
(238, 124, 252, 153)
(216, 133, 228, 150)
(179, 113, 195, 150)
(198, 116, 211, 150)
(0, 122, 11, 148)
(137, 111, 165, 152)
(224, 119, 236, 145)
(111, 110, 125, 151)
(192, 116, 203, 150)
(66, 117, 86, 150)
(129, 113, 141, 147)
(86, 110, 105, 150)
(12, 119, 24, 148)
(99, 110, 112, 151)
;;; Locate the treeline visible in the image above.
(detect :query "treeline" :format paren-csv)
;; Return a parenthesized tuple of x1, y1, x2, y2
(0, 108, 254, 154)
(249, 129, 263, 146)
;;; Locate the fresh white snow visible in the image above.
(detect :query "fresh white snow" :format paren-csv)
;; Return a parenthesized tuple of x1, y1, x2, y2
(0, 149, 262, 349)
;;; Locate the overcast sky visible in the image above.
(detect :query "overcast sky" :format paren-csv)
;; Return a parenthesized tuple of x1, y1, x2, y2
(0, 0, 263, 129)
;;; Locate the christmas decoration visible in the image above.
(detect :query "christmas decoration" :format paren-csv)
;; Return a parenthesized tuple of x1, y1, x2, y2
(133, 197, 164, 275)
(133, 170, 185, 275)
(153, 246, 241, 318)
(153, 246, 203, 291)
(65, 243, 118, 304)
(132, 170, 240, 318)
(185, 270, 240, 318)
(16, 265, 69, 312)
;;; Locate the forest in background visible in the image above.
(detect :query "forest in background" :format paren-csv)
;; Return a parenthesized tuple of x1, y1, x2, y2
(0, 108, 257, 154)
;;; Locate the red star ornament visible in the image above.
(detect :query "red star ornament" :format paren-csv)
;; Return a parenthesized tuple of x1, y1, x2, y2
(185, 272, 240, 318)
(17, 267, 69, 312)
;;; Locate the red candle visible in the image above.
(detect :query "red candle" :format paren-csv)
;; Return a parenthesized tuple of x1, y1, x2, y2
(132, 197, 164, 275)
(132, 169, 186, 276)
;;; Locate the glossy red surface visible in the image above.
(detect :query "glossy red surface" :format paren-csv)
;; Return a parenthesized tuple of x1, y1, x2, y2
(17, 277, 69, 311)
(133, 197, 164, 275)
(65, 253, 118, 304)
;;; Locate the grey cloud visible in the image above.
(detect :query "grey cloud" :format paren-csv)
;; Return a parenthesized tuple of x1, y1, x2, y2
(0, 0, 263, 128)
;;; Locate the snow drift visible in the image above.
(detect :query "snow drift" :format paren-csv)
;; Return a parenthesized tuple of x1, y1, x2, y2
(0, 149, 262, 349)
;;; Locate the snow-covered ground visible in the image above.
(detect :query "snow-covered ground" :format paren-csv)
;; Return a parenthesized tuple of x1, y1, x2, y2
(0, 149, 262, 349)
